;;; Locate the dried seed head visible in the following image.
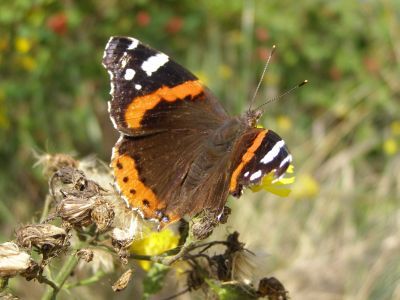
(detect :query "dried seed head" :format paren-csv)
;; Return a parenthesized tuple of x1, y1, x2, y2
(0, 242, 32, 277)
(0, 292, 19, 300)
(56, 195, 96, 227)
(257, 277, 288, 299)
(15, 224, 69, 256)
(112, 269, 133, 292)
(111, 228, 134, 250)
(111, 216, 139, 250)
(53, 167, 85, 186)
(77, 249, 94, 263)
(91, 199, 115, 232)
(191, 211, 220, 240)
(34, 153, 78, 176)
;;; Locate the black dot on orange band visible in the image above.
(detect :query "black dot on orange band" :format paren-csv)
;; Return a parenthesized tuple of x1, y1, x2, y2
(142, 199, 150, 207)
(129, 189, 136, 194)
(123, 176, 128, 183)
(116, 162, 123, 169)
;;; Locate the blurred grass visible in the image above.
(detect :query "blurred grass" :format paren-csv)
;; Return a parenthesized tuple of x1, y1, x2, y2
(0, 0, 399, 299)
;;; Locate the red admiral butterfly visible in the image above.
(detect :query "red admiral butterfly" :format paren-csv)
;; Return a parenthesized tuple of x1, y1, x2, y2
(102, 37, 292, 229)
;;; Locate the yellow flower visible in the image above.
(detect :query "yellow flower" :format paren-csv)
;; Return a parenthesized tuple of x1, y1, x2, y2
(15, 37, 32, 53)
(130, 229, 179, 270)
(383, 138, 398, 156)
(276, 115, 292, 132)
(290, 173, 319, 199)
(250, 165, 295, 197)
(18, 56, 37, 71)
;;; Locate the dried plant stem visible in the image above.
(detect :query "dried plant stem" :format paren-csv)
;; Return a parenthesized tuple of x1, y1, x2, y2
(40, 195, 53, 223)
(41, 250, 80, 300)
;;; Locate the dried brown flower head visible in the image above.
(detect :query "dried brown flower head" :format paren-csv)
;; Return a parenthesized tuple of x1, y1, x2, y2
(77, 249, 94, 263)
(257, 277, 288, 300)
(15, 224, 69, 258)
(91, 199, 115, 232)
(34, 153, 78, 177)
(0, 242, 32, 277)
(191, 207, 231, 240)
(112, 268, 133, 292)
(56, 195, 96, 227)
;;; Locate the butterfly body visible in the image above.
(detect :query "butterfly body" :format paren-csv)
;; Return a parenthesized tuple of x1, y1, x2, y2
(103, 37, 292, 228)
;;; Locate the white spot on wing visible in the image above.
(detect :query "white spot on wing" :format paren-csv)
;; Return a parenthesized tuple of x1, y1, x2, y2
(127, 37, 139, 50)
(135, 84, 142, 90)
(279, 154, 292, 168)
(250, 170, 262, 181)
(244, 171, 250, 177)
(261, 140, 285, 164)
(124, 68, 135, 80)
(120, 52, 129, 68)
(141, 53, 169, 76)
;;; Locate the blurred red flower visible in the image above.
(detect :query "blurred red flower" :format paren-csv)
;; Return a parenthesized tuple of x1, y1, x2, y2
(363, 56, 379, 74)
(136, 11, 151, 27)
(47, 13, 68, 36)
(165, 17, 183, 34)
(256, 47, 270, 61)
(329, 66, 342, 80)
(256, 27, 269, 42)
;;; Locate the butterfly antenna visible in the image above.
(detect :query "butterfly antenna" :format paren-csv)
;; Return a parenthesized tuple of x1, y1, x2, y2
(248, 45, 276, 112)
(255, 80, 308, 111)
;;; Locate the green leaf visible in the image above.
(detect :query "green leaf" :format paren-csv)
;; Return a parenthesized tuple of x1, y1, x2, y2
(206, 279, 258, 300)
(142, 264, 170, 300)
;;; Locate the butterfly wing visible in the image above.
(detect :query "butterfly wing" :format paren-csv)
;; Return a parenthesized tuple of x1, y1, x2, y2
(102, 37, 228, 136)
(103, 37, 232, 226)
(229, 129, 292, 197)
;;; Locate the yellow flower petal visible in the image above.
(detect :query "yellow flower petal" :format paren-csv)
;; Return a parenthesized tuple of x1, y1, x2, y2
(383, 138, 398, 156)
(290, 173, 319, 199)
(15, 37, 31, 53)
(250, 165, 295, 197)
(130, 229, 179, 271)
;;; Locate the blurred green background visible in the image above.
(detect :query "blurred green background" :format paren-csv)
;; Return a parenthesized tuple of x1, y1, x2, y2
(1, 0, 399, 299)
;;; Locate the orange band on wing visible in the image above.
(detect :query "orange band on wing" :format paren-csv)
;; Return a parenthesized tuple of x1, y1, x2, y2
(229, 130, 267, 192)
(112, 154, 162, 219)
(125, 80, 204, 128)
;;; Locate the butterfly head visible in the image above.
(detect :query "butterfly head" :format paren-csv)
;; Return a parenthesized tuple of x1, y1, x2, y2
(245, 108, 263, 128)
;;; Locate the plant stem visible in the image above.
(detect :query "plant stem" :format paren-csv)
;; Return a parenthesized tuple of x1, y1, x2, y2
(41, 251, 80, 300)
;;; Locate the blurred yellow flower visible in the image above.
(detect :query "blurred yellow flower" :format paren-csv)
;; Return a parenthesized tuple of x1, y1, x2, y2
(218, 64, 233, 79)
(18, 56, 37, 71)
(250, 165, 295, 197)
(15, 37, 32, 53)
(390, 121, 400, 136)
(130, 229, 179, 270)
(276, 115, 292, 132)
(290, 173, 319, 199)
(383, 138, 398, 156)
